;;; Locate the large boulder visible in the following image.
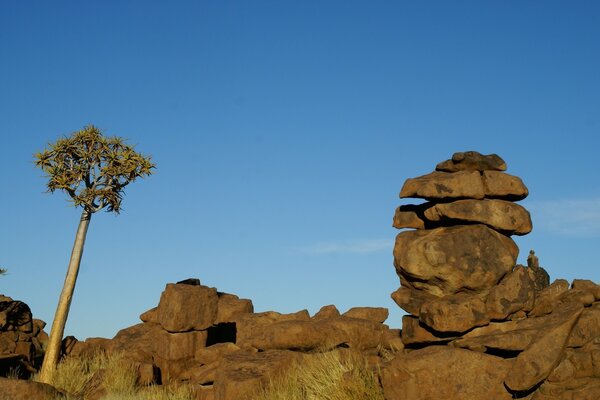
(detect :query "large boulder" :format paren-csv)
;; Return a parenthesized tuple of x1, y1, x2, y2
(381, 346, 513, 400)
(156, 283, 219, 333)
(393, 224, 519, 296)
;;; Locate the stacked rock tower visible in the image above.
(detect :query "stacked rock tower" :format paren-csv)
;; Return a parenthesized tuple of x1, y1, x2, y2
(384, 151, 600, 399)
(392, 151, 534, 334)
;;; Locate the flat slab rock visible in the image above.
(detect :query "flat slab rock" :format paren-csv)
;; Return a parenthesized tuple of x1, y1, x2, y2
(424, 199, 532, 235)
(400, 170, 528, 201)
(394, 224, 519, 296)
(381, 346, 513, 400)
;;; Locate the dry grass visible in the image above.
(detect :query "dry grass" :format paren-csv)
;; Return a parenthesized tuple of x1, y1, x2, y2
(252, 349, 385, 400)
(33, 351, 194, 400)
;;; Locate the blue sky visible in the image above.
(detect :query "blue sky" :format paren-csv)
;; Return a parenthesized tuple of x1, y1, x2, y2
(1, 1, 599, 340)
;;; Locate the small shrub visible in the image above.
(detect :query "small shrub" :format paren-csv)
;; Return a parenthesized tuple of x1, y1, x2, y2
(253, 349, 385, 400)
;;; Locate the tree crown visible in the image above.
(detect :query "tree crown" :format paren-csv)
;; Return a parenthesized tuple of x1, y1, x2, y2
(35, 125, 155, 214)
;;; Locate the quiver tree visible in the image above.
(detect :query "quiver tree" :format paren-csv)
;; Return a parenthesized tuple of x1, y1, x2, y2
(35, 125, 154, 383)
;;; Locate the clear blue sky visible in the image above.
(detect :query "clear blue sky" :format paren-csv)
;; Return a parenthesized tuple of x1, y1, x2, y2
(1, 1, 599, 340)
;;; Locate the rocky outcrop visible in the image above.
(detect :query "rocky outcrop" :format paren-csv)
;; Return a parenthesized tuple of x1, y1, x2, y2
(66, 278, 400, 400)
(384, 151, 600, 400)
(0, 296, 48, 379)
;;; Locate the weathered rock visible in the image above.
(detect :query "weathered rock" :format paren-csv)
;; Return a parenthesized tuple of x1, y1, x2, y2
(195, 343, 240, 365)
(486, 265, 536, 320)
(394, 224, 518, 296)
(390, 286, 435, 316)
(156, 283, 219, 333)
(139, 306, 158, 323)
(529, 279, 570, 317)
(505, 303, 584, 392)
(0, 377, 64, 400)
(381, 346, 513, 400)
(567, 305, 600, 348)
(423, 199, 532, 235)
(215, 293, 253, 324)
(482, 171, 529, 200)
(392, 204, 428, 229)
(452, 315, 553, 353)
(436, 151, 507, 172)
(0, 301, 32, 333)
(419, 293, 489, 333)
(400, 171, 485, 200)
(111, 322, 207, 362)
(342, 307, 388, 323)
(213, 350, 301, 400)
(312, 305, 340, 320)
(572, 279, 600, 301)
(401, 315, 459, 345)
(238, 317, 387, 351)
(235, 310, 310, 348)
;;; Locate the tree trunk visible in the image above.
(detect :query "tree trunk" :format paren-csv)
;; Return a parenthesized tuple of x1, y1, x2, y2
(38, 209, 92, 384)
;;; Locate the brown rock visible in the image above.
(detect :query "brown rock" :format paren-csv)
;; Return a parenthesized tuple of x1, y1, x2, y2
(424, 199, 533, 235)
(312, 305, 340, 320)
(567, 305, 600, 348)
(390, 286, 435, 316)
(572, 279, 600, 301)
(529, 279, 570, 317)
(0, 301, 32, 333)
(381, 346, 513, 400)
(213, 350, 301, 400)
(419, 293, 489, 333)
(215, 293, 253, 324)
(392, 204, 428, 230)
(235, 310, 310, 347)
(110, 321, 208, 378)
(401, 315, 459, 345)
(482, 171, 529, 200)
(31, 319, 46, 337)
(436, 151, 507, 172)
(453, 318, 545, 353)
(0, 377, 64, 400)
(505, 303, 584, 392)
(156, 283, 219, 333)
(394, 224, 518, 296)
(400, 171, 485, 200)
(238, 317, 387, 351)
(342, 307, 389, 323)
(195, 342, 240, 365)
(139, 306, 158, 323)
(486, 265, 536, 320)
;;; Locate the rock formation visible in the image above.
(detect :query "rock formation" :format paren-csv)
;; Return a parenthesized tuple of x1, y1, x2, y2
(0, 295, 48, 379)
(384, 151, 600, 400)
(65, 279, 401, 399)
(2, 150, 599, 400)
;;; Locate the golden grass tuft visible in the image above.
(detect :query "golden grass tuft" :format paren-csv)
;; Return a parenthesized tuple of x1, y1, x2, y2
(33, 350, 194, 400)
(252, 349, 385, 400)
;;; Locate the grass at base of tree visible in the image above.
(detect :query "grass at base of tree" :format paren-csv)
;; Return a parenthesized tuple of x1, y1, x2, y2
(32, 351, 194, 400)
(252, 349, 385, 400)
